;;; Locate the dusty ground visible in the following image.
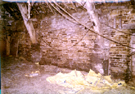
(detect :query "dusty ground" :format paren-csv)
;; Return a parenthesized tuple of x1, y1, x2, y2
(1, 56, 135, 94)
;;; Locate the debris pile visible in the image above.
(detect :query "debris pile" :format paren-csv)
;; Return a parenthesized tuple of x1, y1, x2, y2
(46, 69, 126, 93)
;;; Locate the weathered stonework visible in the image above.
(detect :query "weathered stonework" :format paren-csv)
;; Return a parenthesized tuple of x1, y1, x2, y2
(39, 11, 104, 74)
(2, 2, 135, 80)
(109, 29, 131, 79)
(95, 2, 135, 80)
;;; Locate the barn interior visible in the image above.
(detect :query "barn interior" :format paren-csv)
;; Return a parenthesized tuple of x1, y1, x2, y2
(1, 0, 135, 93)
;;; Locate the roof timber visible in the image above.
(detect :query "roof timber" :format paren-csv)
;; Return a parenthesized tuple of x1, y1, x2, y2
(2, 0, 135, 48)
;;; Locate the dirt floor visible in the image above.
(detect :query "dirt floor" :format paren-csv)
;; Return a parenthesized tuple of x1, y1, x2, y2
(1, 56, 135, 94)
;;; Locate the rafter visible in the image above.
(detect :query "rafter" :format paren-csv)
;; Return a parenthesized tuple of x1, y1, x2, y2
(17, 3, 37, 43)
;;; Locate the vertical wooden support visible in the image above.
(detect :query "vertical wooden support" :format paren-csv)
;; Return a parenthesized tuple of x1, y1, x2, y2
(17, 3, 37, 44)
(6, 36, 10, 56)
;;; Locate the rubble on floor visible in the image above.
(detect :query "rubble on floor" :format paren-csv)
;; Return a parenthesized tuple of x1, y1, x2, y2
(46, 69, 133, 93)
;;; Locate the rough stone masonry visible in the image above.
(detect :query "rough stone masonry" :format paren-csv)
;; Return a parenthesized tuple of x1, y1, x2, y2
(2, 1, 135, 81)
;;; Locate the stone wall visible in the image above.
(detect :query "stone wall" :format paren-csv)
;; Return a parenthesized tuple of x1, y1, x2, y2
(109, 29, 131, 80)
(39, 11, 104, 74)
(37, 2, 135, 78)
(3, 2, 135, 80)
(98, 2, 135, 79)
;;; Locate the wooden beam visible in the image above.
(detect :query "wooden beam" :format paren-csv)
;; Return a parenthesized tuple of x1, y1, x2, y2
(84, 1, 104, 48)
(17, 3, 37, 44)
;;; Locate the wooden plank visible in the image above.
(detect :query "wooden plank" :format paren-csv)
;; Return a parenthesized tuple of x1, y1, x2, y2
(17, 3, 37, 44)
